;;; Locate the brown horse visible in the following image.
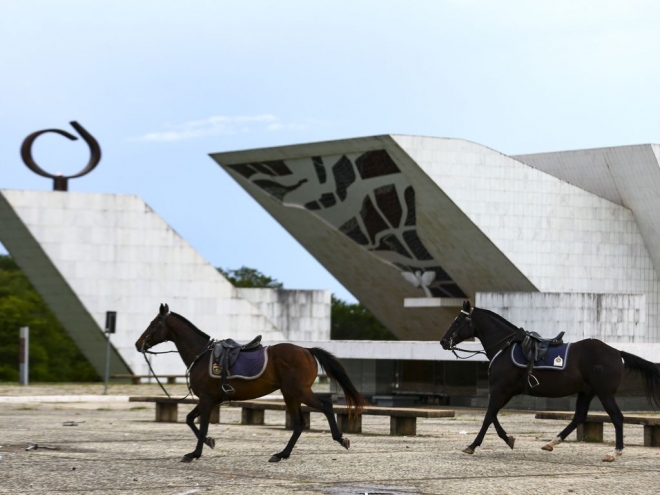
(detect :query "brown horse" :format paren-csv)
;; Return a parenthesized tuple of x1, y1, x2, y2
(135, 303, 367, 463)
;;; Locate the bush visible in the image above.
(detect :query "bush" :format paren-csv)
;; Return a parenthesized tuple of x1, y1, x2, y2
(0, 255, 99, 382)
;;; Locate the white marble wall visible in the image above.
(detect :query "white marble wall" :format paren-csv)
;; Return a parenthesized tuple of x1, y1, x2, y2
(393, 136, 660, 342)
(477, 292, 646, 343)
(237, 288, 331, 341)
(515, 144, 660, 340)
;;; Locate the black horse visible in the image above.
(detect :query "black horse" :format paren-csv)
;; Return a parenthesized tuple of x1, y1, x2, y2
(440, 301, 660, 461)
(136, 304, 368, 463)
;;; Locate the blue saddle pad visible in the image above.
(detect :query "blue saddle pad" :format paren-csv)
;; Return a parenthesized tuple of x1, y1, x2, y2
(510, 342, 571, 371)
(208, 346, 268, 380)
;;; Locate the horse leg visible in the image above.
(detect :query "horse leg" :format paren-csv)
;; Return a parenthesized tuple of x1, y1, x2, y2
(302, 390, 350, 450)
(185, 404, 216, 450)
(185, 404, 201, 439)
(599, 394, 624, 462)
(492, 417, 516, 450)
(269, 395, 306, 463)
(464, 390, 512, 455)
(181, 400, 215, 462)
(542, 391, 594, 452)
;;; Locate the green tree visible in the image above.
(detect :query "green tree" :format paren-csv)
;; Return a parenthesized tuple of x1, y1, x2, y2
(0, 254, 99, 382)
(217, 266, 283, 288)
(331, 295, 397, 340)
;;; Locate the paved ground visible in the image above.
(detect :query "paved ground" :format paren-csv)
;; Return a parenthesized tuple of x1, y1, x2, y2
(1, 383, 660, 494)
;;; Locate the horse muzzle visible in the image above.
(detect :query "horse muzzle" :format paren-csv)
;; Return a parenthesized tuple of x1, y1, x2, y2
(136, 339, 150, 352)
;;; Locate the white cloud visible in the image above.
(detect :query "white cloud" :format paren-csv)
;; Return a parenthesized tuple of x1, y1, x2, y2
(129, 114, 309, 142)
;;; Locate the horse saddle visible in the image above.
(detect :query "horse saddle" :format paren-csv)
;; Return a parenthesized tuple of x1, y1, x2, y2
(521, 330, 565, 364)
(212, 335, 263, 394)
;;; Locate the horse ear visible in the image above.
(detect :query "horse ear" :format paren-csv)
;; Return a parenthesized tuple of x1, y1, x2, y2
(463, 300, 471, 311)
(164, 303, 169, 313)
(159, 303, 166, 315)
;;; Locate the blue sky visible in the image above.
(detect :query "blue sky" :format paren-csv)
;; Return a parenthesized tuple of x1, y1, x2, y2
(1, 1, 659, 303)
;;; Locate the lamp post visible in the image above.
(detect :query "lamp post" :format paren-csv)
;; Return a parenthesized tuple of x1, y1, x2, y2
(103, 312, 116, 395)
(19, 327, 29, 385)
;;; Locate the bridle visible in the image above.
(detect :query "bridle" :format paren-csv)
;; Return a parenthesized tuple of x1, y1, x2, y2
(140, 310, 170, 353)
(445, 308, 518, 360)
(140, 311, 214, 399)
(446, 308, 485, 359)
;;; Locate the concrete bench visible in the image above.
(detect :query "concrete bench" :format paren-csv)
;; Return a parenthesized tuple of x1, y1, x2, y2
(112, 374, 184, 385)
(129, 396, 455, 436)
(128, 396, 220, 423)
(535, 411, 660, 447)
(232, 400, 455, 436)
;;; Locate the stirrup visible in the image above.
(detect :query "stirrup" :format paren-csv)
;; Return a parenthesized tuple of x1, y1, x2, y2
(222, 383, 235, 394)
(527, 373, 540, 388)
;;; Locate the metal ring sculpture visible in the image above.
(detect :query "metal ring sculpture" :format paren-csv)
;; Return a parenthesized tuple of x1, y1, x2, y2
(20, 121, 101, 191)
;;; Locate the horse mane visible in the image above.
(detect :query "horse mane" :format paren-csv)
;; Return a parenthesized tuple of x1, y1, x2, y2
(170, 312, 211, 340)
(476, 307, 520, 332)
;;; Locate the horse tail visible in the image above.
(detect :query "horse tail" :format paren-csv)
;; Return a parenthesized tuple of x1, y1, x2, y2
(308, 347, 368, 418)
(620, 351, 660, 409)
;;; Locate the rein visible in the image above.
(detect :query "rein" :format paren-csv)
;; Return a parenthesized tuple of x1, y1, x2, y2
(184, 340, 216, 397)
(450, 346, 486, 360)
(141, 349, 176, 398)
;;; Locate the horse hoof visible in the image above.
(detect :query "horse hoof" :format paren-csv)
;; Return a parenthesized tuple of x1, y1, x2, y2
(541, 444, 553, 452)
(341, 438, 350, 450)
(268, 455, 282, 463)
(205, 437, 215, 449)
(602, 454, 616, 463)
(181, 455, 194, 463)
(462, 447, 475, 455)
(507, 436, 516, 450)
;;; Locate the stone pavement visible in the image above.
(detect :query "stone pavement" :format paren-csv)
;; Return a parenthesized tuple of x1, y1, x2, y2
(1, 384, 660, 495)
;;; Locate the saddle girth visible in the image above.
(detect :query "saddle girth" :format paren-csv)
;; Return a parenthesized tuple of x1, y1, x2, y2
(212, 335, 263, 395)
